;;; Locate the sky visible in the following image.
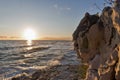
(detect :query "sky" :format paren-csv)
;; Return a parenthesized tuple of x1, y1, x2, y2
(0, 0, 106, 40)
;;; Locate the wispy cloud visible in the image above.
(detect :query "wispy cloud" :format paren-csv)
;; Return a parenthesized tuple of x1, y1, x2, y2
(53, 4, 58, 9)
(41, 36, 71, 40)
(0, 36, 21, 40)
(53, 4, 71, 11)
(0, 36, 8, 38)
(66, 7, 71, 10)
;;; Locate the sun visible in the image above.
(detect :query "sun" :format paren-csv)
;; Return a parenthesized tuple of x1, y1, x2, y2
(23, 28, 36, 41)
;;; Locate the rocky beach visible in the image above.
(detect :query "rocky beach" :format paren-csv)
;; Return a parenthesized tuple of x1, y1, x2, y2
(11, 49, 87, 80)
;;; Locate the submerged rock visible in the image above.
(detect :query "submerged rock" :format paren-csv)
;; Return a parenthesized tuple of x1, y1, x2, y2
(73, 0, 120, 80)
(11, 65, 86, 80)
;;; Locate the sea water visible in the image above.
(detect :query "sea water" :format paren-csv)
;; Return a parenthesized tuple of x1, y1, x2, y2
(0, 40, 79, 80)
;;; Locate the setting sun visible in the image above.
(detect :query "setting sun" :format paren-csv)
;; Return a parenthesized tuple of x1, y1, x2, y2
(23, 28, 37, 40)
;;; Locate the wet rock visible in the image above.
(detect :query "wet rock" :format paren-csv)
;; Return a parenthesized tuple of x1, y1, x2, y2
(11, 73, 30, 80)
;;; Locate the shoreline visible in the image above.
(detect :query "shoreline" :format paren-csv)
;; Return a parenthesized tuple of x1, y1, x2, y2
(11, 51, 87, 80)
(12, 64, 87, 80)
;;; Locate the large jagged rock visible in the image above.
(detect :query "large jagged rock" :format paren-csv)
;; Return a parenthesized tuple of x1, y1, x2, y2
(73, 1, 120, 80)
(72, 13, 99, 59)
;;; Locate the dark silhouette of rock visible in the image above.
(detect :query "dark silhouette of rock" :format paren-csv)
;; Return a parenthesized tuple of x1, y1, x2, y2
(73, 12, 99, 41)
(72, 12, 99, 59)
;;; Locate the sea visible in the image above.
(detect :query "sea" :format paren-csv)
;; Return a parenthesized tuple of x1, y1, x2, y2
(0, 40, 79, 80)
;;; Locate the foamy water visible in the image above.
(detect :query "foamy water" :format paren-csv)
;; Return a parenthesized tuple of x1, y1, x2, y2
(0, 40, 79, 80)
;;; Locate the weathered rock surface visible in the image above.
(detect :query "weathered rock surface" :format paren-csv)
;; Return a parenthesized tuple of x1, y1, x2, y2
(73, 0, 120, 80)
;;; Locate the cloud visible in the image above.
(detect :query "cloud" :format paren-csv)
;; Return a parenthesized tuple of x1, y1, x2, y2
(53, 4, 71, 11)
(53, 4, 58, 9)
(0, 35, 21, 40)
(41, 37, 71, 40)
(9, 36, 20, 39)
(66, 7, 71, 10)
(0, 36, 8, 38)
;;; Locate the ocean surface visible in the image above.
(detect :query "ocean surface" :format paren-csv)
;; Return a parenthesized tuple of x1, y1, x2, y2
(0, 40, 79, 80)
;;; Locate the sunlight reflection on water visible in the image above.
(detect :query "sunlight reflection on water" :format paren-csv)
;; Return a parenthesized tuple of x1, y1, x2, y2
(0, 40, 76, 80)
(27, 40, 32, 46)
(26, 40, 33, 50)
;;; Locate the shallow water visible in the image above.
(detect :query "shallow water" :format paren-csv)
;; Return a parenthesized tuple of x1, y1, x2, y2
(0, 40, 79, 80)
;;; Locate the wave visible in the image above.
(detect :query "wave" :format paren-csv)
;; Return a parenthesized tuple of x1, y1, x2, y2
(0, 45, 30, 50)
(20, 46, 50, 54)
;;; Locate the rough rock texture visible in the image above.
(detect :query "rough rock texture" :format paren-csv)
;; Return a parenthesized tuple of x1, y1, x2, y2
(73, 0, 120, 80)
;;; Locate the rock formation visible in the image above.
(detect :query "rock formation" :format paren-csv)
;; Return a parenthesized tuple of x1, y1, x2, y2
(73, 0, 120, 80)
